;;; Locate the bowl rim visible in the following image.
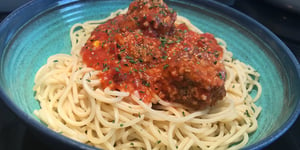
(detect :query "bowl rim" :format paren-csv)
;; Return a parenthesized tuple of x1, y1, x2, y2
(0, 0, 299, 150)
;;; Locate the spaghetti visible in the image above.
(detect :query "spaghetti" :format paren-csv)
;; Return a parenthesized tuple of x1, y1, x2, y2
(33, 5, 262, 150)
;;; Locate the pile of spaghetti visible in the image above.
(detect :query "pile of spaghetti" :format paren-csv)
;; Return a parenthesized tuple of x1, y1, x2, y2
(33, 0, 262, 149)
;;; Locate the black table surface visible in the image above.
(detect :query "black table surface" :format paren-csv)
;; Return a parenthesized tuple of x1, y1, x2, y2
(0, 0, 299, 150)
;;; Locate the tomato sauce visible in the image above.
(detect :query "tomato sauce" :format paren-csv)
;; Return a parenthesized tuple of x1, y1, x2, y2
(81, 0, 226, 109)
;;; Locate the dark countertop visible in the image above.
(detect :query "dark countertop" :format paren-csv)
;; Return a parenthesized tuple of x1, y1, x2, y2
(0, 0, 299, 149)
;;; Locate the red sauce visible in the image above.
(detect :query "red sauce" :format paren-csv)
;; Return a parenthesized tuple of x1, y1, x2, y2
(81, 0, 226, 109)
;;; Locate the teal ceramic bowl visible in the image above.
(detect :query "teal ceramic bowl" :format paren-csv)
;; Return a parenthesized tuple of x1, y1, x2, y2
(0, 0, 299, 149)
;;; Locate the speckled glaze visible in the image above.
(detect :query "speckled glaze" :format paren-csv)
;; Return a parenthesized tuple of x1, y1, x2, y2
(0, 0, 299, 150)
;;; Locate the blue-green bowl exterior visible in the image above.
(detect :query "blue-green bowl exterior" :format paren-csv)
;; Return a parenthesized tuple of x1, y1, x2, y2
(0, 0, 299, 150)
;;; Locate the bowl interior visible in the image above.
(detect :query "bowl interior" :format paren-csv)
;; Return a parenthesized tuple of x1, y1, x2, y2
(0, 0, 299, 149)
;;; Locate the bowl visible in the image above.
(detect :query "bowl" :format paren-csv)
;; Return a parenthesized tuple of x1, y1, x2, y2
(0, 0, 299, 149)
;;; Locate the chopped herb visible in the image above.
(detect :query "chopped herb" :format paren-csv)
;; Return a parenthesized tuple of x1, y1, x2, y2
(218, 72, 223, 79)
(175, 39, 181, 43)
(182, 111, 185, 116)
(159, 10, 166, 16)
(115, 67, 120, 72)
(157, 140, 161, 144)
(244, 110, 251, 117)
(129, 60, 137, 64)
(161, 55, 168, 60)
(103, 67, 109, 72)
(184, 47, 188, 51)
(86, 79, 91, 82)
(138, 58, 143, 63)
(116, 43, 121, 48)
(142, 80, 150, 87)
(33, 91, 37, 97)
(149, 5, 157, 9)
(120, 48, 126, 52)
(101, 41, 105, 48)
(214, 53, 219, 58)
(53, 60, 58, 62)
(109, 81, 112, 84)
(163, 64, 169, 69)
(120, 124, 124, 127)
(160, 37, 169, 47)
(126, 55, 134, 60)
(167, 40, 175, 44)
